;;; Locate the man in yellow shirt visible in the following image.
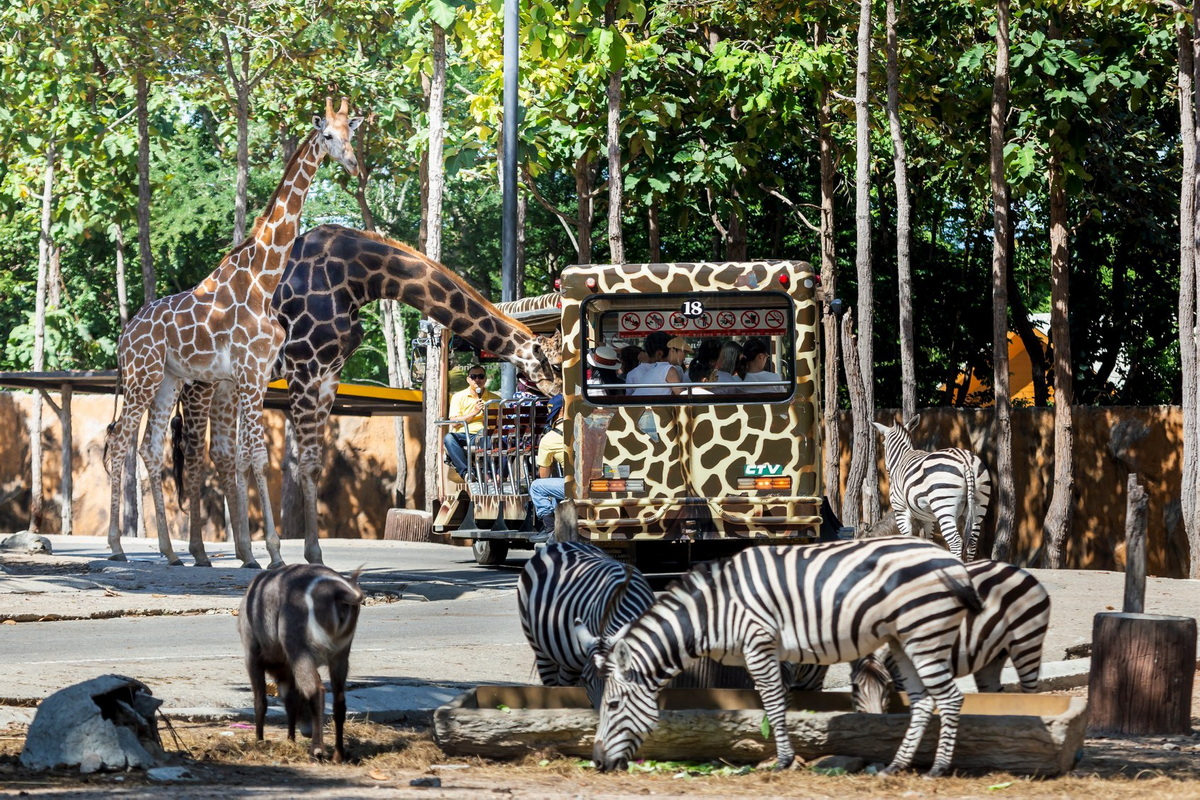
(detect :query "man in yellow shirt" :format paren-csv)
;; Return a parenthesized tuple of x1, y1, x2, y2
(529, 394, 564, 541)
(444, 366, 500, 479)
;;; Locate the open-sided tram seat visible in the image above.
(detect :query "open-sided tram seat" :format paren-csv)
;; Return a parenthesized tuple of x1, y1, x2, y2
(467, 398, 553, 497)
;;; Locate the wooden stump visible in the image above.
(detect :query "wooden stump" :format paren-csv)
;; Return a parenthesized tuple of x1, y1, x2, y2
(384, 508, 433, 542)
(1087, 612, 1197, 735)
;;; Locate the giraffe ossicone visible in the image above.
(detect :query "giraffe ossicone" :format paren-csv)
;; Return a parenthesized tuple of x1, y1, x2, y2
(104, 99, 362, 569)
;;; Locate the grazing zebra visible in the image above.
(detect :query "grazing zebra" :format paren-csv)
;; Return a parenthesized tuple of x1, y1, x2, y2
(850, 559, 1051, 712)
(872, 415, 992, 561)
(592, 537, 984, 777)
(517, 542, 654, 709)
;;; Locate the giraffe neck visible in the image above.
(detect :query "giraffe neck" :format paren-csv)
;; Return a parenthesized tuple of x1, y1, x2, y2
(222, 131, 324, 296)
(341, 229, 542, 371)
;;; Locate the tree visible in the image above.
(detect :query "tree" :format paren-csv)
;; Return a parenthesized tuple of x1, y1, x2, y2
(885, 0, 915, 422)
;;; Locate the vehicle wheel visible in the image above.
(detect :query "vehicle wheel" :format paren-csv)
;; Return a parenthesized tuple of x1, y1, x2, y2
(472, 539, 509, 566)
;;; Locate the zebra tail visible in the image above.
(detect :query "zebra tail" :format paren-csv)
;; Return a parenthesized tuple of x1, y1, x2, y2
(937, 567, 984, 615)
(963, 454, 978, 559)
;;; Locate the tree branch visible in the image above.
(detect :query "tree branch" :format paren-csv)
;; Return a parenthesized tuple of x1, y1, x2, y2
(522, 169, 580, 254)
(760, 184, 820, 233)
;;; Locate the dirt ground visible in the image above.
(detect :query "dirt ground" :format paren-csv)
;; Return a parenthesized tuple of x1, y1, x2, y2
(2, 679, 1199, 800)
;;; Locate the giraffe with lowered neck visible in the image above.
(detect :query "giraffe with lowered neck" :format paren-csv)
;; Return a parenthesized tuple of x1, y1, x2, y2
(175, 224, 563, 566)
(105, 100, 363, 569)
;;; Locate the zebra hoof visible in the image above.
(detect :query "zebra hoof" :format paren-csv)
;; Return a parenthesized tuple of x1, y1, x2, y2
(877, 764, 903, 778)
(107, 553, 128, 562)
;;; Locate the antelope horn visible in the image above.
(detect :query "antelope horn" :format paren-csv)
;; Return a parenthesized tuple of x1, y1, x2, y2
(325, 96, 334, 116)
(339, 97, 349, 115)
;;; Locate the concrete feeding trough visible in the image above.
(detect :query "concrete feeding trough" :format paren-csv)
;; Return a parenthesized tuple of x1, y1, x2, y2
(434, 686, 1088, 776)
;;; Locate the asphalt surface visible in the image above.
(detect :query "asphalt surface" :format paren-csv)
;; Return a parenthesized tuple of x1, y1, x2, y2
(2, 533, 1199, 728)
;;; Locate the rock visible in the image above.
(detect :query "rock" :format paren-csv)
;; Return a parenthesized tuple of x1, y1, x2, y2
(20, 675, 166, 772)
(810, 755, 866, 775)
(410, 777, 442, 788)
(0, 531, 52, 554)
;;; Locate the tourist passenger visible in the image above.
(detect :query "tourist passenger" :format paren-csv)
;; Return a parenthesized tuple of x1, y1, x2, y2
(529, 393, 565, 542)
(443, 365, 500, 479)
(587, 345, 623, 397)
(712, 340, 744, 392)
(741, 336, 784, 393)
(617, 344, 646, 382)
(625, 331, 684, 396)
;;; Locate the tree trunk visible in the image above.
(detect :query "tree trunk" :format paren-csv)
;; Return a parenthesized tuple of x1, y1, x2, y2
(648, 204, 661, 262)
(574, 154, 594, 264)
(724, 197, 748, 261)
(1043, 145, 1075, 568)
(427, 23, 448, 263)
(382, 300, 411, 508)
(989, 0, 1017, 561)
(58, 386, 73, 536)
(853, 0, 880, 524)
(233, 76, 250, 246)
(30, 144, 54, 533)
(422, 323, 446, 514)
(818, 21, 841, 519)
(840, 310, 869, 530)
(135, 70, 155, 303)
(113, 223, 129, 326)
(885, 0, 915, 422)
(1087, 612, 1196, 735)
(605, 1, 624, 264)
(1182, 16, 1200, 578)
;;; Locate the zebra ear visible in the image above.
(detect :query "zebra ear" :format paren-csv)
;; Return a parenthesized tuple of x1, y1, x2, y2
(904, 413, 921, 433)
(871, 422, 888, 437)
(612, 639, 633, 673)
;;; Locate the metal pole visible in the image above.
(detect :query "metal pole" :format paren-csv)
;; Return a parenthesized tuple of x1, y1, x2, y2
(500, 0, 519, 398)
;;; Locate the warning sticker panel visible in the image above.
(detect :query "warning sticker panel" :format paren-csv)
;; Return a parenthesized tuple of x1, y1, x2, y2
(615, 310, 786, 338)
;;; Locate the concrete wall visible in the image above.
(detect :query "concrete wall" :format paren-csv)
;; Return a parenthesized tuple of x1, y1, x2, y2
(0, 391, 424, 545)
(0, 392, 1187, 577)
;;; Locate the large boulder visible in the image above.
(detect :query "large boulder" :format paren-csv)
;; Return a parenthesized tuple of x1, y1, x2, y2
(20, 675, 166, 772)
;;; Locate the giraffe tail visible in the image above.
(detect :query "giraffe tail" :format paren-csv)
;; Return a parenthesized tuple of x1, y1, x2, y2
(171, 407, 186, 508)
(102, 422, 117, 477)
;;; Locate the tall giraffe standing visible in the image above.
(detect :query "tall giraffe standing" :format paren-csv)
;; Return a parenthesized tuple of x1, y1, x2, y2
(105, 100, 362, 568)
(175, 224, 563, 565)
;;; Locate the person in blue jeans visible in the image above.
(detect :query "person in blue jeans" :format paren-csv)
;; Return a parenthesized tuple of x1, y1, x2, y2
(444, 366, 499, 478)
(529, 394, 565, 542)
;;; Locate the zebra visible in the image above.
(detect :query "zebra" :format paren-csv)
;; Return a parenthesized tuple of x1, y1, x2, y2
(872, 414, 992, 561)
(592, 537, 984, 777)
(850, 559, 1051, 712)
(517, 541, 654, 709)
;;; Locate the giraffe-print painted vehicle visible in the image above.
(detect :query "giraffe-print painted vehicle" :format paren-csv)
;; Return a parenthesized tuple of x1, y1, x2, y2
(437, 260, 835, 571)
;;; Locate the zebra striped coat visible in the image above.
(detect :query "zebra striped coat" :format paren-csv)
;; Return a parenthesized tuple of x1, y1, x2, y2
(592, 537, 984, 777)
(873, 415, 992, 561)
(850, 559, 1052, 712)
(517, 542, 654, 709)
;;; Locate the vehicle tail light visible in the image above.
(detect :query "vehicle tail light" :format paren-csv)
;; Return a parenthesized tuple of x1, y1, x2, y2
(736, 477, 793, 491)
(590, 478, 646, 493)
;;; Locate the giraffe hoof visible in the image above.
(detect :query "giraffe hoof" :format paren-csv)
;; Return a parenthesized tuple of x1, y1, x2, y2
(240, 561, 263, 570)
(167, 559, 185, 567)
(267, 559, 287, 570)
(107, 553, 128, 562)
(192, 560, 213, 568)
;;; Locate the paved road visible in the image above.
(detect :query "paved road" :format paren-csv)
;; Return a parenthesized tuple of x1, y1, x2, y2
(2, 533, 1199, 722)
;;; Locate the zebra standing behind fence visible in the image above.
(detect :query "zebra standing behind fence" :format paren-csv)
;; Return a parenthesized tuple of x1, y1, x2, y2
(517, 541, 654, 709)
(872, 415, 992, 561)
(592, 537, 984, 777)
(851, 559, 1051, 711)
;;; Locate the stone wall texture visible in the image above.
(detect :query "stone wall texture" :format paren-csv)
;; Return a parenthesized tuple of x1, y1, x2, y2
(0, 392, 1186, 577)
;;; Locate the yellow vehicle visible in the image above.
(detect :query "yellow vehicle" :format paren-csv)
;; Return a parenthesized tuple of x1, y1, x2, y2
(428, 260, 837, 571)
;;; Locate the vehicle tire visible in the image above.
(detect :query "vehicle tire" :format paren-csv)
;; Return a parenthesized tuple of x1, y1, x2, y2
(472, 539, 509, 566)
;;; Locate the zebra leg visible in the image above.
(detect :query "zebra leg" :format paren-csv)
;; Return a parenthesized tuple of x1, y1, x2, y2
(878, 647, 931, 776)
(892, 646, 965, 778)
(743, 643, 794, 769)
(973, 655, 1005, 693)
(895, 507, 916, 538)
(934, 513, 966, 560)
(533, 656, 561, 686)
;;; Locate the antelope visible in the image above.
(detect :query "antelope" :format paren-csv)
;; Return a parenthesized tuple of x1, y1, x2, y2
(238, 564, 364, 762)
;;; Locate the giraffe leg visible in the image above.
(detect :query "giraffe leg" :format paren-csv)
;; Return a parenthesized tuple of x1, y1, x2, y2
(290, 372, 338, 565)
(139, 376, 185, 566)
(105, 399, 148, 561)
(238, 380, 284, 570)
(178, 383, 214, 567)
(210, 388, 257, 568)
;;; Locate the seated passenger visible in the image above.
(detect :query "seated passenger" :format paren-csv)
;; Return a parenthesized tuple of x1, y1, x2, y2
(714, 340, 744, 386)
(587, 345, 624, 397)
(625, 331, 685, 396)
(443, 365, 500, 478)
(740, 336, 784, 393)
(529, 394, 565, 542)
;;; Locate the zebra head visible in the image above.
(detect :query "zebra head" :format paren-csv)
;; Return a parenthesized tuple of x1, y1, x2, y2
(592, 637, 659, 773)
(871, 414, 920, 463)
(573, 618, 633, 710)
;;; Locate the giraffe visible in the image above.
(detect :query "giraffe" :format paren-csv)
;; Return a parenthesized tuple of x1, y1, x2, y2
(104, 99, 363, 569)
(174, 224, 563, 566)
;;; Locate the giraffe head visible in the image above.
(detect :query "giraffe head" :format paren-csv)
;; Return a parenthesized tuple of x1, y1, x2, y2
(525, 329, 563, 395)
(313, 97, 363, 177)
